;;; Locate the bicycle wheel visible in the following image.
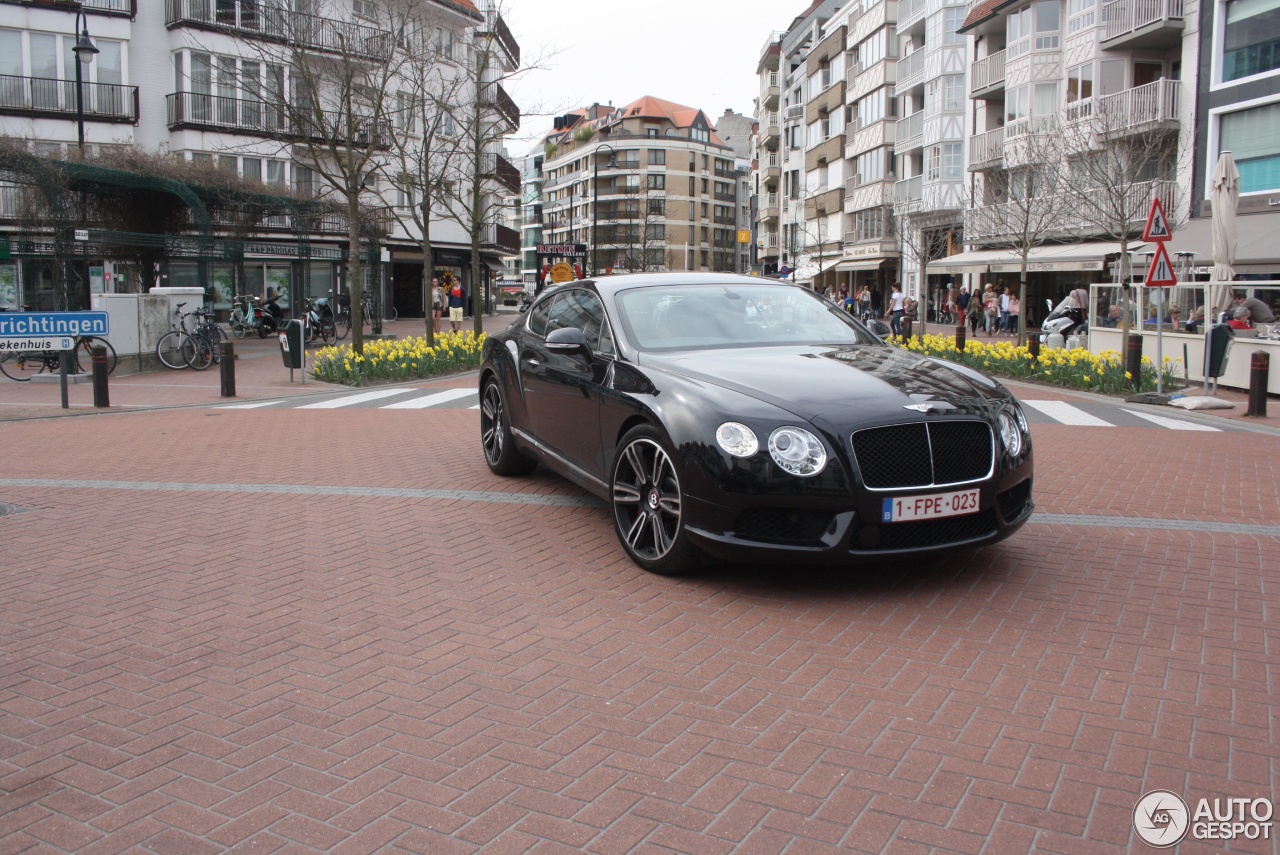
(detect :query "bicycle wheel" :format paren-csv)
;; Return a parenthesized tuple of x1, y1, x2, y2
(335, 312, 350, 340)
(156, 331, 189, 370)
(0, 351, 40, 381)
(76, 337, 118, 375)
(385, 306, 398, 322)
(184, 335, 214, 371)
(230, 314, 247, 338)
(201, 327, 223, 364)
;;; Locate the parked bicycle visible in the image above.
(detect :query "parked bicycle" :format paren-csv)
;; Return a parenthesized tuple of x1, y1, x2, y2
(333, 292, 351, 340)
(228, 295, 256, 338)
(155, 303, 214, 371)
(362, 292, 397, 325)
(190, 306, 224, 365)
(0, 334, 118, 381)
(301, 296, 337, 343)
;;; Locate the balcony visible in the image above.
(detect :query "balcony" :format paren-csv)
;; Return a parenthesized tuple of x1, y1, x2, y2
(483, 153, 521, 194)
(970, 49, 1007, 97)
(166, 92, 390, 147)
(164, 0, 394, 60)
(762, 151, 781, 181)
(965, 179, 1175, 242)
(760, 71, 779, 108)
(1100, 0, 1184, 48)
(895, 111, 924, 153)
(895, 175, 922, 208)
(1, 0, 134, 15)
(1065, 79, 1181, 138)
(477, 13, 521, 69)
(968, 126, 1005, 171)
(804, 134, 845, 172)
(480, 82, 520, 131)
(760, 232, 779, 251)
(762, 110, 780, 140)
(0, 75, 138, 124)
(897, 0, 928, 27)
(896, 50, 926, 92)
(484, 223, 521, 254)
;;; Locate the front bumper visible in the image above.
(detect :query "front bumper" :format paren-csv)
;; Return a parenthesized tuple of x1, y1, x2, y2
(682, 456, 1034, 565)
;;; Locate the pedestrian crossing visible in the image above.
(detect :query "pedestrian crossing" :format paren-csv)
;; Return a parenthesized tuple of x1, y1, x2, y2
(217, 388, 1231, 431)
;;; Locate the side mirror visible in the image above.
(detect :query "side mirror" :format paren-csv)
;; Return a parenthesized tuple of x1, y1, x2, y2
(546, 326, 591, 357)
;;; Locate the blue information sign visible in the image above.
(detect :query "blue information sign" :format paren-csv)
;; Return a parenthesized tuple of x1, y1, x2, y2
(0, 311, 109, 338)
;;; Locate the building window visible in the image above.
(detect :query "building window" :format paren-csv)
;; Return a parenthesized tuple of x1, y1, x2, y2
(1008, 0, 1059, 57)
(648, 174, 665, 191)
(1067, 63, 1094, 101)
(943, 75, 964, 112)
(1221, 101, 1280, 192)
(1223, 0, 1280, 82)
(1067, 0, 1096, 32)
(648, 198, 664, 215)
(648, 149, 665, 165)
(944, 6, 966, 42)
(942, 142, 962, 179)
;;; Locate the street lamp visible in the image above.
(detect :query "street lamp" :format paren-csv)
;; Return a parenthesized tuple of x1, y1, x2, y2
(591, 143, 617, 276)
(72, 11, 99, 157)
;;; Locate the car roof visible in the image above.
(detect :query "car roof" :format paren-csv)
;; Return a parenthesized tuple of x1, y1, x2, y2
(574, 272, 804, 300)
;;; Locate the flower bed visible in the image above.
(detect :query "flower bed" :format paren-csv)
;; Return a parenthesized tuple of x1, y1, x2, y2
(893, 334, 1181, 395)
(311, 332, 485, 386)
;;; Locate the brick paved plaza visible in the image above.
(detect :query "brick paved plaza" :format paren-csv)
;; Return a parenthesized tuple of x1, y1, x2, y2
(0, 335, 1277, 852)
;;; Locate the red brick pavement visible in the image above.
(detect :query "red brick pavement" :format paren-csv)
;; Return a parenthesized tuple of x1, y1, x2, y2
(0, 399, 1277, 852)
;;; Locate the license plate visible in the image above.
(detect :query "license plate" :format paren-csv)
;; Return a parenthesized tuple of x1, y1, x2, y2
(881, 488, 981, 523)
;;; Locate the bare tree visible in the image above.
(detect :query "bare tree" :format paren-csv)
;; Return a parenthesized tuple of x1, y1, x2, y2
(894, 209, 952, 338)
(1056, 81, 1186, 344)
(964, 126, 1072, 346)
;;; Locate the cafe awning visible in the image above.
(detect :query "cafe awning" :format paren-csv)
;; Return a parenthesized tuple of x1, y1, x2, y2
(1171, 214, 1280, 273)
(927, 241, 1149, 275)
(833, 258, 889, 272)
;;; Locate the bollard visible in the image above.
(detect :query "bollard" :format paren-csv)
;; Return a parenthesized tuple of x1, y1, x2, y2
(955, 324, 966, 352)
(1247, 350, 1268, 417)
(220, 340, 236, 397)
(1126, 334, 1143, 391)
(92, 345, 109, 408)
(1028, 336, 1040, 362)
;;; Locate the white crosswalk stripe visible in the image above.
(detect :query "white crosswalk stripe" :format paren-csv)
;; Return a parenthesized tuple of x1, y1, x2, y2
(296, 388, 409, 409)
(1021, 399, 1115, 426)
(219, 400, 284, 409)
(382, 388, 475, 409)
(1120, 409, 1221, 431)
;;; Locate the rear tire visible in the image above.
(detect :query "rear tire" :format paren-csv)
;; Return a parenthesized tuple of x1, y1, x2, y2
(184, 336, 213, 371)
(76, 337, 118, 375)
(610, 425, 701, 576)
(0, 351, 40, 381)
(480, 378, 537, 476)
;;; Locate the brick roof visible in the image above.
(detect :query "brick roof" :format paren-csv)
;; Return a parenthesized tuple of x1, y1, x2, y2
(959, 0, 1010, 32)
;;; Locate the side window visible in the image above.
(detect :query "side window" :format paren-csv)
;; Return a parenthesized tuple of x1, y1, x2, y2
(527, 293, 555, 336)
(548, 289, 613, 354)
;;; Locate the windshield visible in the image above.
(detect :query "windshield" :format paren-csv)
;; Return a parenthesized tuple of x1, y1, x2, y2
(615, 283, 882, 351)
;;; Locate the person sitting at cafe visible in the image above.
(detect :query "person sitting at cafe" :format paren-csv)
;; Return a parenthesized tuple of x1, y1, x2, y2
(1183, 306, 1206, 334)
(1227, 306, 1253, 330)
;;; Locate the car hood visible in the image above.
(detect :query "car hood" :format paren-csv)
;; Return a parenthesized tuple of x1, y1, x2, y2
(637, 345, 1009, 424)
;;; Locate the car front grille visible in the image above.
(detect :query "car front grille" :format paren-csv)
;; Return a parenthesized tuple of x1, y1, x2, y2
(851, 420, 993, 490)
(854, 508, 999, 552)
(732, 507, 836, 544)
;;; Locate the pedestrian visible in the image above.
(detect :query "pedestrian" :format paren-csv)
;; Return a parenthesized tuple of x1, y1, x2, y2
(968, 296, 982, 336)
(430, 276, 443, 334)
(888, 282, 906, 336)
(958, 284, 970, 314)
(1232, 291, 1275, 324)
(857, 285, 872, 320)
(445, 274, 465, 333)
(1000, 287, 1012, 334)
(983, 284, 1000, 336)
(1007, 293, 1020, 336)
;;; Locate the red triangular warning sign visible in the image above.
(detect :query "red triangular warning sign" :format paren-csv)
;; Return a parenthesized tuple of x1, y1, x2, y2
(1142, 197, 1171, 242)
(1144, 242, 1177, 287)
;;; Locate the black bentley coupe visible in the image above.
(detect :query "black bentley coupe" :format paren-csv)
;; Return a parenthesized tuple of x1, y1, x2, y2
(479, 273, 1033, 575)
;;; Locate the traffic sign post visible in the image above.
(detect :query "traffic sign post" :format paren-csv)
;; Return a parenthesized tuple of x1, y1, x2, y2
(1139, 198, 1175, 395)
(1142, 197, 1171, 243)
(1144, 242, 1177, 287)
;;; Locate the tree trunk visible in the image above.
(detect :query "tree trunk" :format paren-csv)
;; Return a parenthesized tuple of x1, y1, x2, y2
(348, 194, 364, 354)
(421, 223, 435, 347)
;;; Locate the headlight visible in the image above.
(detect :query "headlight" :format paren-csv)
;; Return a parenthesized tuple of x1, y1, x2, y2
(716, 422, 759, 457)
(768, 426, 827, 476)
(998, 412, 1023, 457)
(1013, 402, 1028, 433)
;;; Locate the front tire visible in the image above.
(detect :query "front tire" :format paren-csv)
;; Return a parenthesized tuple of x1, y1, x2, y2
(156, 332, 188, 370)
(480, 378, 537, 476)
(610, 426, 700, 576)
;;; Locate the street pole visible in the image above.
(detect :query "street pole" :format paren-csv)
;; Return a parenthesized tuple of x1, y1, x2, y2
(591, 144, 615, 277)
(72, 11, 99, 158)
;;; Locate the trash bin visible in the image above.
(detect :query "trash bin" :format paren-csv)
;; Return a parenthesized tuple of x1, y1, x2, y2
(1207, 323, 1233, 378)
(279, 319, 304, 370)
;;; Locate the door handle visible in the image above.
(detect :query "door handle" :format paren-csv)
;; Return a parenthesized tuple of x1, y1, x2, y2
(524, 357, 540, 367)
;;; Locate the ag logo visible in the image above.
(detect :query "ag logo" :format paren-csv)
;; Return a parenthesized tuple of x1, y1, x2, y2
(1134, 790, 1190, 847)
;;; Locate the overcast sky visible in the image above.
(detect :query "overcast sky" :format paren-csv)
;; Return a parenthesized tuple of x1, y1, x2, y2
(503, 0, 802, 155)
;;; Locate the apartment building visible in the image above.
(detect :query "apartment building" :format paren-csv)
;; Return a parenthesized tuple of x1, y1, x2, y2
(1181, 0, 1280, 277)
(0, 0, 519, 317)
(953, 0, 1194, 314)
(893, 0, 968, 302)
(713, 108, 757, 274)
(538, 97, 741, 276)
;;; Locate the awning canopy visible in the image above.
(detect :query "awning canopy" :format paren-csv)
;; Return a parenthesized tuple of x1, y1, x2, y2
(833, 258, 888, 272)
(927, 241, 1150, 275)
(1172, 214, 1280, 272)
